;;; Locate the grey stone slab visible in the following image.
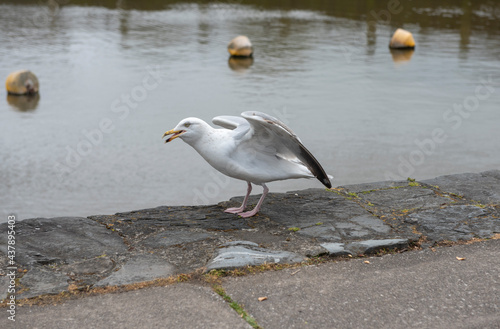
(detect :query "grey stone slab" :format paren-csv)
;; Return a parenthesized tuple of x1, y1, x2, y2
(256, 189, 401, 241)
(356, 186, 450, 214)
(95, 254, 176, 287)
(319, 243, 352, 256)
(140, 230, 212, 248)
(346, 239, 409, 255)
(350, 215, 391, 233)
(11, 284, 251, 329)
(257, 189, 369, 227)
(422, 170, 500, 204)
(407, 205, 500, 242)
(18, 266, 69, 299)
(206, 241, 306, 270)
(0, 217, 127, 267)
(62, 257, 115, 276)
(297, 225, 341, 241)
(222, 239, 500, 329)
(333, 221, 370, 237)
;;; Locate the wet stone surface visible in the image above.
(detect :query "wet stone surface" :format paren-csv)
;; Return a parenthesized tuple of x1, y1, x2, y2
(0, 170, 499, 300)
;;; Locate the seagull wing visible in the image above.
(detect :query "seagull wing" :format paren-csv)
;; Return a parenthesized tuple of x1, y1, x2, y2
(240, 111, 332, 188)
(212, 115, 250, 139)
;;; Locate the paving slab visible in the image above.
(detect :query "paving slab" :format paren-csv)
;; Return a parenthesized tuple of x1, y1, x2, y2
(223, 239, 500, 329)
(3, 284, 251, 329)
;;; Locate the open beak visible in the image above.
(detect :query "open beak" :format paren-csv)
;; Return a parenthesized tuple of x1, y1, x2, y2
(162, 129, 186, 143)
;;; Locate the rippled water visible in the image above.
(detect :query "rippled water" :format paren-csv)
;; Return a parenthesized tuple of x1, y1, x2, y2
(1, 0, 499, 222)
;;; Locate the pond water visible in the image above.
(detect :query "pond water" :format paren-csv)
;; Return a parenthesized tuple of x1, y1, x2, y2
(1, 0, 499, 222)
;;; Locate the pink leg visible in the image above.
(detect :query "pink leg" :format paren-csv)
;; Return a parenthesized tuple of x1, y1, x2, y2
(224, 182, 252, 214)
(237, 184, 269, 218)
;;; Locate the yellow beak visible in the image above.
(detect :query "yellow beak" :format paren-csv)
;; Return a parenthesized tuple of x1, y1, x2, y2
(162, 129, 185, 143)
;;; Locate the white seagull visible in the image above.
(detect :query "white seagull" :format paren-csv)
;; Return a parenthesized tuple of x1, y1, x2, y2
(163, 111, 332, 217)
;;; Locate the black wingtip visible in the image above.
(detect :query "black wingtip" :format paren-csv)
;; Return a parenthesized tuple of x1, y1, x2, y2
(297, 143, 332, 189)
(322, 178, 332, 189)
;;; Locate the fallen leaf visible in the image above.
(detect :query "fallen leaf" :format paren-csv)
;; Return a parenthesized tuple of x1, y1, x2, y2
(430, 248, 437, 252)
(258, 296, 268, 302)
(364, 260, 370, 264)
(456, 257, 466, 261)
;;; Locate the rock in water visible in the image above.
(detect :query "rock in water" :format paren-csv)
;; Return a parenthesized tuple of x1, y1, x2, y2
(227, 35, 253, 57)
(389, 28, 415, 49)
(5, 70, 39, 95)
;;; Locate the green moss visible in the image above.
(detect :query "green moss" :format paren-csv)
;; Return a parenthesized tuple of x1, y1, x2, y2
(448, 192, 464, 199)
(399, 208, 416, 214)
(389, 186, 406, 190)
(288, 227, 300, 232)
(213, 285, 262, 329)
(327, 189, 343, 196)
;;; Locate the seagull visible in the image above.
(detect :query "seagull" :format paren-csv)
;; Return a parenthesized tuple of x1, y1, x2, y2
(163, 111, 332, 217)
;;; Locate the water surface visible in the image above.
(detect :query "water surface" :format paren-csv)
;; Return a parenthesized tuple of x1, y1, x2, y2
(1, 0, 499, 221)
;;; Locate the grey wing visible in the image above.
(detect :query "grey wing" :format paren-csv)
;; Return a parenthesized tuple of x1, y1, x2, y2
(212, 115, 250, 139)
(241, 111, 332, 188)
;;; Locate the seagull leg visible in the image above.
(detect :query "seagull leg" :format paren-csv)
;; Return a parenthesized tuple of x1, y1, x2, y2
(237, 183, 269, 218)
(224, 182, 252, 214)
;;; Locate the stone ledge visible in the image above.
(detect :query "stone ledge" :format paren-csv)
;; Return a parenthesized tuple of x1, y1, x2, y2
(0, 170, 498, 300)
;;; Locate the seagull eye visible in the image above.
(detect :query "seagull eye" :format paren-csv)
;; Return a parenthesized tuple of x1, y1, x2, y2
(184, 122, 191, 128)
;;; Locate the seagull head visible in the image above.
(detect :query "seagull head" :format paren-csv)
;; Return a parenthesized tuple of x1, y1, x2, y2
(163, 117, 208, 145)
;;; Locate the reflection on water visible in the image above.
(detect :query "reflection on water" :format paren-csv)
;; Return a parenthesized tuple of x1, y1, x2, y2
(228, 56, 254, 72)
(390, 49, 415, 63)
(0, 0, 499, 222)
(6, 93, 40, 111)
